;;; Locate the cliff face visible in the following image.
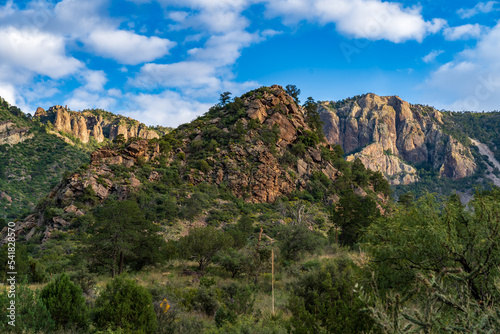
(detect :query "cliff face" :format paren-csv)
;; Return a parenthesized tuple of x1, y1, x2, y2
(319, 94, 476, 185)
(0, 120, 33, 145)
(34, 105, 159, 144)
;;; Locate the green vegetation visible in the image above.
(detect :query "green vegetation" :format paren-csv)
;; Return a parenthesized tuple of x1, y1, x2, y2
(0, 102, 92, 220)
(94, 276, 157, 333)
(2, 87, 500, 333)
(40, 273, 89, 330)
(441, 110, 500, 161)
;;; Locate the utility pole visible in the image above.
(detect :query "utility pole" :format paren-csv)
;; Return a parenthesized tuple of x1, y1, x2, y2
(272, 248, 275, 315)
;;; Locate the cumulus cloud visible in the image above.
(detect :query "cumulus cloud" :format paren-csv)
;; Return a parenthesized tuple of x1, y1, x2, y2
(131, 29, 264, 99)
(123, 90, 213, 127)
(159, 0, 252, 33)
(264, 0, 445, 43)
(0, 83, 18, 106)
(64, 89, 118, 112)
(81, 70, 108, 92)
(457, 1, 497, 19)
(0, 27, 82, 78)
(422, 22, 500, 111)
(422, 50, 444, 63)
(443, 24, 485, 40)
(134, 61, 219, 89)
(86, 29, 176, 65)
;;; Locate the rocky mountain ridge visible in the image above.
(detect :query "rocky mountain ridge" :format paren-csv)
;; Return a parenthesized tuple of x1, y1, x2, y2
(318, 93, 477, 185)
(34, 105, 160, 144)
(8, 85, 390, 243)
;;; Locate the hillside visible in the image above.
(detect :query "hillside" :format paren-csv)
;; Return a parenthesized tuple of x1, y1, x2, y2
(9, 85, 389, 244)
(0, 99, 165, 220)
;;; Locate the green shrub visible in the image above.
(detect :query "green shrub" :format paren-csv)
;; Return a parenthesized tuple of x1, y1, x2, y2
(0, 285, 55, 333)
(192, 286, 220, 316)
(287, 257, 376, 334)
(94, 276, 157, 334)
(40, 273, 89, 330)
(215, 305, 236, 328)
(291, 142, 306, 156)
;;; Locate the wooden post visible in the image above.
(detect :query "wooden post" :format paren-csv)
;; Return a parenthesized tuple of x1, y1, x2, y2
(272, 248, 275, 315)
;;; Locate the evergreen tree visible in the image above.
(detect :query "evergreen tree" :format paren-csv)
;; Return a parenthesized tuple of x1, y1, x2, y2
(86, 199, 166, 276)
(40, 273, 88, 330)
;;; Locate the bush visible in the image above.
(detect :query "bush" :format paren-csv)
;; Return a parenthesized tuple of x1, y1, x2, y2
(94, 276, 157, 334)
(40, 273, 89, 330)
(192, 286, 220, 316)
(291, 142, 306, 156)
(0, 285, 55, 333)
(287, 257, 376, 334)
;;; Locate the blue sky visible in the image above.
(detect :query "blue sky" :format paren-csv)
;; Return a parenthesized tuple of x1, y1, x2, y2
(1, 0, 500, 126)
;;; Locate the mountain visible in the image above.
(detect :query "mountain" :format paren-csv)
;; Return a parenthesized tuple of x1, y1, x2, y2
(8, 85, 390, 243)
(34, 105, 161, 144)
(318, 93, 498, 197)
(0, 99, 164, 220)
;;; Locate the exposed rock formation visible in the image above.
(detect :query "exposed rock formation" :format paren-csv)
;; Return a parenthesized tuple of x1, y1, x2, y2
(0, 120, 34, 145)
(179, 85, 342, 203)
(48, 139, 159, 208)
(318, 94, 476, 184)
(34, 105, 159, 144)
(346, 143, 418, 185)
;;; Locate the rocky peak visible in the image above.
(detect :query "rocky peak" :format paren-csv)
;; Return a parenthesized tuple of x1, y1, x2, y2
(319, 93, 476, 185)
(35, 105, 159, 144)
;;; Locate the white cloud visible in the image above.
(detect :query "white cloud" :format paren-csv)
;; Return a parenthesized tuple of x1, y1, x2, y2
(422, 50, 444, 63)
(64, 89, 118, 112)
(422, 22, 500, 111)
(123, 90, 213, 127)
(86, 29, 176, 65)
(444, 24, 484, 41)
(134, 61, 219, 89)
(0, 27, 82, 78)
(82, 70, 108, 92)
(189, 30, 260, 66)
(132, 29, 264, 98)
(53, 0, 115, 37)
(457, 1, 497, 19)
(264, 0, 445, 43)
(0, 83, 17, 106)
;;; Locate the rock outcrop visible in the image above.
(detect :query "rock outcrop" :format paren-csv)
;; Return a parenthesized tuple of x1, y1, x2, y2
(181, 85, 341, 203)
(0, 120, 34, 145)
(48, 139, 159, 207)
(318, 94, 476, 184)
(34, 105, 159, 144)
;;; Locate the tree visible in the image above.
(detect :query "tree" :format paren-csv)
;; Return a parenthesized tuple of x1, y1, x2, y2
(219, 91, 232, 106)
(334, 191, 380, 247)
(86, 200, 166, 277)
(94, 276, 157, 334)
(278, 224, 326, 262)
(364, 189, 500, 301)
(288, 257, 377, 334)
(216, 248, 246, 278)
(302, 97, 316, 113)
(0, 285, 55, 333)
(285, 84, 301, 104)
(180, 227, 233, 271)
(40, 273, 88, 330)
